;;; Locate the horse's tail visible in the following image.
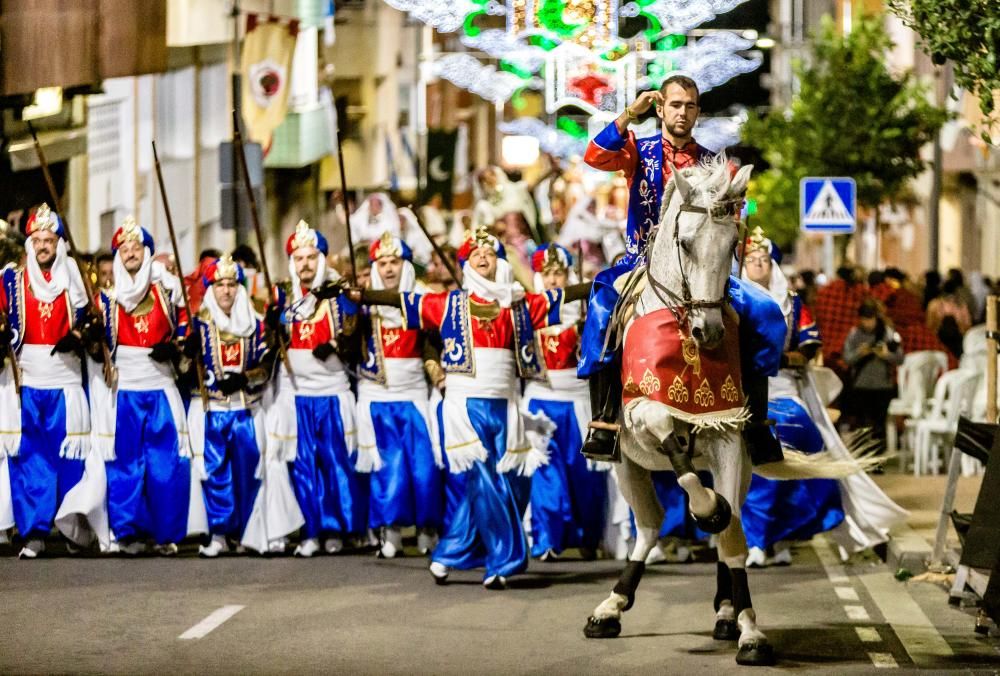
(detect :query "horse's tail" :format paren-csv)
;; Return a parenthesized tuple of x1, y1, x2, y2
(752, 428, 885, 480)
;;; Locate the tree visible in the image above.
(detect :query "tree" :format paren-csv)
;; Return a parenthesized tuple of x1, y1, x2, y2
(741, 15, 948, 251)
(889, 0, 1000, 142)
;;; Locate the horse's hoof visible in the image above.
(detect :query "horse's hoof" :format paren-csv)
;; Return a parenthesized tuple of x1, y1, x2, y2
(713, 619, 739, 641)
(735, 640, 776, 666)
(583, 616, 622, 639)
(692, 493, 732, 534)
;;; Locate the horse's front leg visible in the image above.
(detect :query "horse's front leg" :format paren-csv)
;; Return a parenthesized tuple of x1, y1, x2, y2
(624, 399, 732, 533)
(584, 455, 662, 639)
(707, 433, 776, 667)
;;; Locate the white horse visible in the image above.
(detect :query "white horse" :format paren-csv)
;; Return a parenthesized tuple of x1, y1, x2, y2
(582, 157, 868, 666)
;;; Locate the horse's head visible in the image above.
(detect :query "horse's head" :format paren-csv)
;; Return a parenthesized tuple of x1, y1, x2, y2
(646, 156, 753, 349)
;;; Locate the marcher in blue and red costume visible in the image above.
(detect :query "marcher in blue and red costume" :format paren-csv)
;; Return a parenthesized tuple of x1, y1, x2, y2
(355, 228, 591, 588)
(578, 76, 785, 466)
(0, 204, 92, 559)
(187, 257, 303, 557)
(87, 218, 195, 555)
(355, 232, 444, 559)
(522, 243, 608, 560)
(739, 227, 843, 566)
(265, 220, 366, 558)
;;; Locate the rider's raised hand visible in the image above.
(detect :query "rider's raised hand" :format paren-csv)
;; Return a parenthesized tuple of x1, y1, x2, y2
(629, 90, 664, 116)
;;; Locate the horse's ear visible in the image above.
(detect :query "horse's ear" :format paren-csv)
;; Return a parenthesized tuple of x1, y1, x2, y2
(670, 163, 692, 202)
(730, 164, 753, 196)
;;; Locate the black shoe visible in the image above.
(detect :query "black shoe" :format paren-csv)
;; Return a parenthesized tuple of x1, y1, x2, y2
(581, 425, 619, 462)
(743, 423, 783, 466)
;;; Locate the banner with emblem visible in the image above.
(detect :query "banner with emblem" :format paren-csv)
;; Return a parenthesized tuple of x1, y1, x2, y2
(241, 14, 299, 150)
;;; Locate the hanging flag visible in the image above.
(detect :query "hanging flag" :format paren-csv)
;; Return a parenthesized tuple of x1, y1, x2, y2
(423, 128, 458, 208)
(241, 14, 299, 151)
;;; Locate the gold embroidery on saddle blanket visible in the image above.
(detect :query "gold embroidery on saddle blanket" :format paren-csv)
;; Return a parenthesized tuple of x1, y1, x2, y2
(622, 306, 748, 431)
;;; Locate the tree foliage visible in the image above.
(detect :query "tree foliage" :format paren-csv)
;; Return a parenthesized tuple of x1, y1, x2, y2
(889, 0, 1000, 141)
(742, 15, 948, 251)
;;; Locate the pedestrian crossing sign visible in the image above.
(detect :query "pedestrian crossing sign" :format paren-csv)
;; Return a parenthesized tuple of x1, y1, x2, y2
(800, 177, 857, 233)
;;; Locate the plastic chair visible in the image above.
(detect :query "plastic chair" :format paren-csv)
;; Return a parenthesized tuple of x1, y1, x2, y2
(960, 325, 988, 371)
(888, 350, 948, 464)
(910, 369, 981, 475)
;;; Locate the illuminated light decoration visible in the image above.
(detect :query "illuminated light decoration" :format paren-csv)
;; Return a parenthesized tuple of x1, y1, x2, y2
(638, 32, 762, 92)
(691, 114, 745, 153)
(620, 0, 750, 35)
(567, 72, 615, 107)
(556, 116, 588, 139)
(382, 0, 486, 33)
(545, 42, 636, 115)
(502, 135, 541, 166)
(433, 53, 538, 103)
(460, 28, 549, 68)
(498, 117, 589, 160)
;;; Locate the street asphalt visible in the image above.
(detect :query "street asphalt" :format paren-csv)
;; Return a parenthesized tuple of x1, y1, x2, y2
(1, 535, 997, 674)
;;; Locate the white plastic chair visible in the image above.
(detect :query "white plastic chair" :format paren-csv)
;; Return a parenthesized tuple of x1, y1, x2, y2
(909, 369, 981, 475)
(959, 325, 987, 371)
(888, 350, 948, 463)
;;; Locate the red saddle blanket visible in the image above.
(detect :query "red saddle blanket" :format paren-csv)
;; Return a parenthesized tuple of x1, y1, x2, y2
(621, 306, 747, 430)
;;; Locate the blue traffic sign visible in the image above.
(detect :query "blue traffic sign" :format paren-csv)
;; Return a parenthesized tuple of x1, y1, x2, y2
(800, 177, 857, 233)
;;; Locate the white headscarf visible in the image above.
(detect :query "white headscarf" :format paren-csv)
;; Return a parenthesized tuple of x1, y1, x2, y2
(350, 193, 400, 244)
(462, 258, 525, 309)
(370, 259, 416, 329)
(112, 247, 184, 313)
(25, 237, 88, 308)
(202, 282, 257, 338)
(287, 247, 341, 320)
(742, 256, 793, 321)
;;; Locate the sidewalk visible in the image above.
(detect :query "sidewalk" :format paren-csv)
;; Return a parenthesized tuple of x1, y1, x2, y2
(873, 471, 983, 573)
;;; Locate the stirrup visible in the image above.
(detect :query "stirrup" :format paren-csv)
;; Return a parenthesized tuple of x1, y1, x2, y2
(582, 422, 621, 463)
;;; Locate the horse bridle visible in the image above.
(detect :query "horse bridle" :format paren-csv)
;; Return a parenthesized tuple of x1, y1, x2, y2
(645, 196, 744, 319)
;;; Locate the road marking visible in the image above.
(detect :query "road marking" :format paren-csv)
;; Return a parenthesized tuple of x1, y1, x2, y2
(845, 605, 871, 621)
(809, 537, 850, 584)
(178, 605, 245, 640)
(835, 586, 860, 601)
(868, 652, 899, 668)
(856, 569, 953, 666)
(856, 627, 882, 643)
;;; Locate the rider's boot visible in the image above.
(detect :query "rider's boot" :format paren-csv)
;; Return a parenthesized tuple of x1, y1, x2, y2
(741, 373, 783, 465)
(581, 359, 622, 461)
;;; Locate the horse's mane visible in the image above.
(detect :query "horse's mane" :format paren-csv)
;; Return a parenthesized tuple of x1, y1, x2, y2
(658, 154, 734, 226)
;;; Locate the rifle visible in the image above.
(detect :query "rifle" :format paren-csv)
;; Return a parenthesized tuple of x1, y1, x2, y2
(335, 124, 358, 282)
(152, 141, 209, 407)
(27, 122, 116, 386)
(230, 111, 294, 378)
(406, 204, 460, 287)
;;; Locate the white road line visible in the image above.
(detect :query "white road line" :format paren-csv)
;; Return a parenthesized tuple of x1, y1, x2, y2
(856, 627, 882, 643)
(845, 605, 871, 621)
(868, 652, 899, 668)
(808, 537, 850, 584)
(178, 605, 245, 640)
(856, 569, 954, 666)
(835, 586, 860, 601)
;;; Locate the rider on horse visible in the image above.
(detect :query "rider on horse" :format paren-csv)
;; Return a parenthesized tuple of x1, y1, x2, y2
(579, 75, 785, 469)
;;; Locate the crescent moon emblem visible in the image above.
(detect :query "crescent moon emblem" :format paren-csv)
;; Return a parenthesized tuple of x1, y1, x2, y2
(446, 342, 463, 361)
(429, 156, 449, 183)
(205, 370, 216, 387)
